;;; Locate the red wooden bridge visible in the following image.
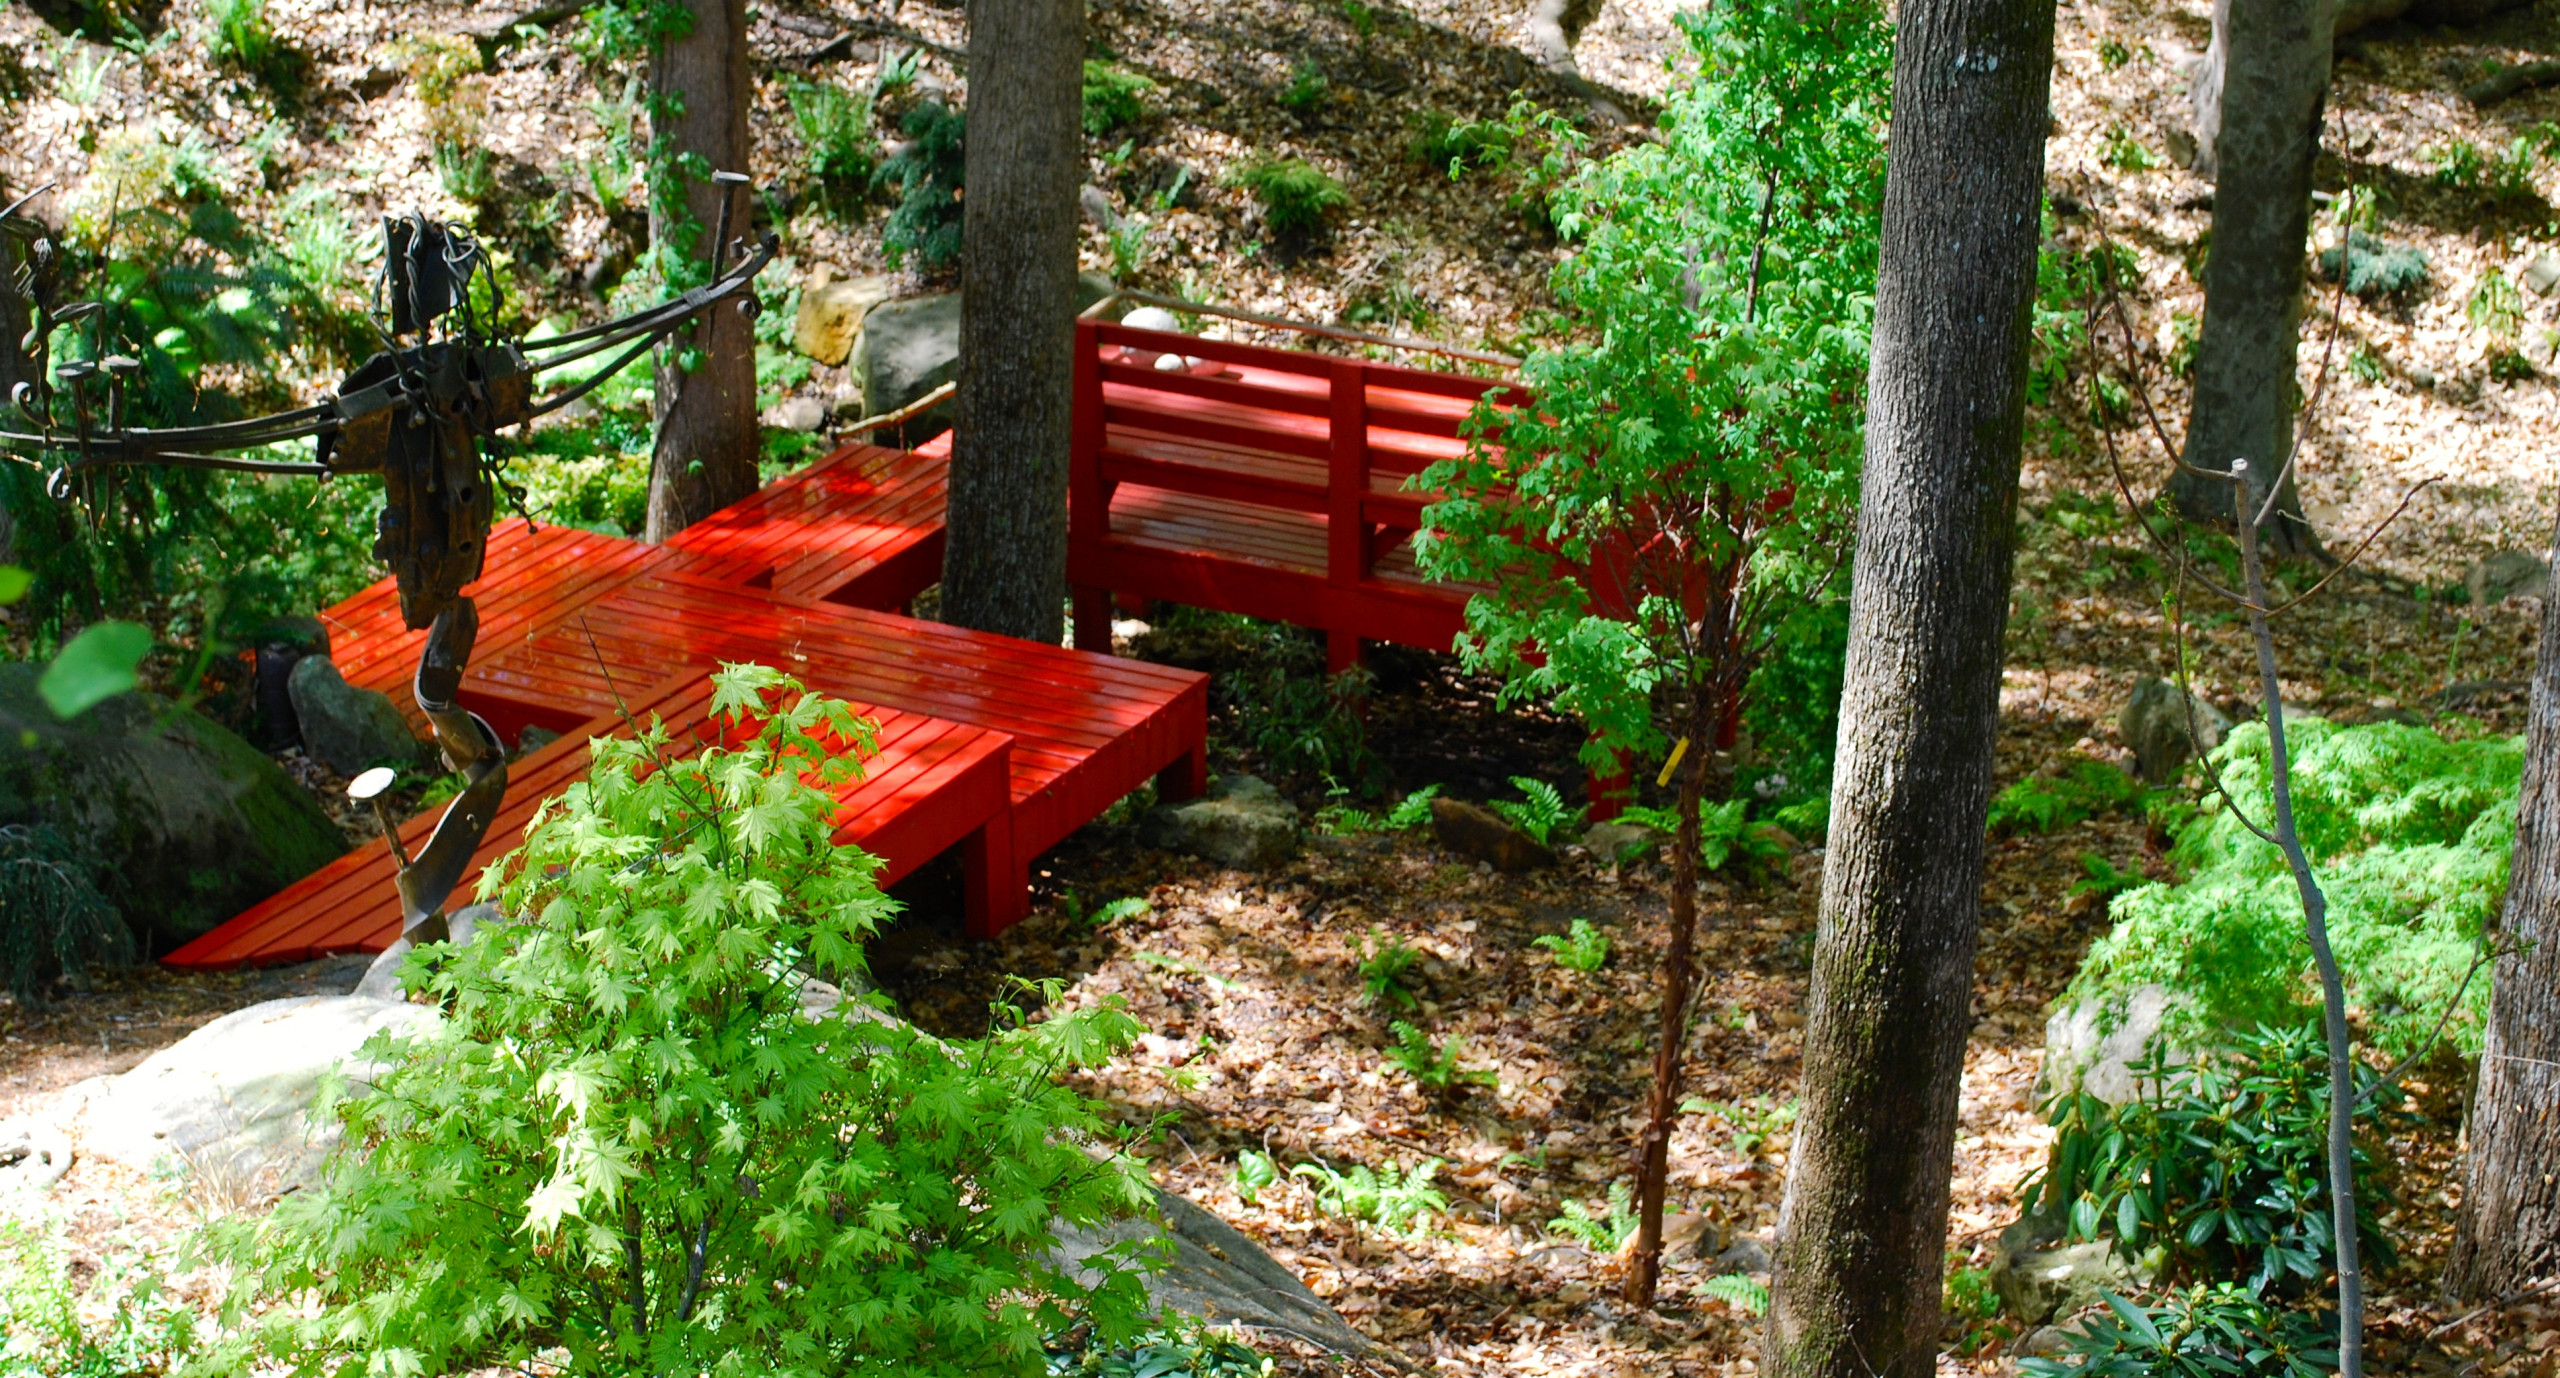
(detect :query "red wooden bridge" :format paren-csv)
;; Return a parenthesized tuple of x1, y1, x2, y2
(169, 311, 1532, 970)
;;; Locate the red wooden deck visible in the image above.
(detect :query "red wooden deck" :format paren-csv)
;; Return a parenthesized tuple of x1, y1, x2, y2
(1068, 317, 1513, 672)
(173, 433, 1205, 968)
(166, 671, 1016, 968)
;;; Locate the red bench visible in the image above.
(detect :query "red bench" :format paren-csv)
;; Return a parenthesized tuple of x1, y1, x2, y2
(660, 442, 949, 609)
(1067, 317, 1513, 674)
(165, 670, 1016, 967)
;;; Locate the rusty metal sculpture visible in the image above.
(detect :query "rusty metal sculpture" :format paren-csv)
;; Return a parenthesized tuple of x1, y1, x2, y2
(0, 176, 778, 950)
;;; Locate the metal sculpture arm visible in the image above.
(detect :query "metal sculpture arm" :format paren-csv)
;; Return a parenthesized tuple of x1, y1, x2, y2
(1, 180, 779, 952)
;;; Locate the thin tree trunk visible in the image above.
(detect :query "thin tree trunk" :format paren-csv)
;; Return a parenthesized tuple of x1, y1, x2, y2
(1764, 0, 2053, 1369)
(643, 0, 760, 543)
(1625, 687, 1714, 1306)
(2170, 0, 2330, 557)
(942, 0, 1081, 643)
(2444, 514, 2560, 1298)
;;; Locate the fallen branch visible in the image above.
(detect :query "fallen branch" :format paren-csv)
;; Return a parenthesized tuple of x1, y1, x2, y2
(2466, 59, 2560, 105)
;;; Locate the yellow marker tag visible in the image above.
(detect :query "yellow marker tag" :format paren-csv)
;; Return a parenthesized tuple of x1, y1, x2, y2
(1656, 736, 1690, 789)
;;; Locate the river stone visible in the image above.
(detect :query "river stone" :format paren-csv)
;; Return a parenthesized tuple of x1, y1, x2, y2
(2119, 676, 2230, 784)
(791, 265, 895, 367)
(1139, 774, 1301, 869)
(1049, 1187, 1378, 1357)
(1430, 797, 1555, 871)
(0, 664, 347, 944)
(2467, 550, 2550, 606)
(288, 655, 423, 774)
(72, 993, 437, 1190)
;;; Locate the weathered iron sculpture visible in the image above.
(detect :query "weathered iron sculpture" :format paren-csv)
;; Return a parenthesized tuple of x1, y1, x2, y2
(0, 177, 778, 950)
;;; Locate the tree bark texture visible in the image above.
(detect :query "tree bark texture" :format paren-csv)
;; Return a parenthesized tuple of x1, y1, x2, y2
(2171, 0, 2329, 556)
(643, 0, 760, 543)
(1763, 0, 2053, 1371)
(942, 0, 1082, 643)
(2444, 516, 2560, 1298)
(1624, 688, 1716, 1306)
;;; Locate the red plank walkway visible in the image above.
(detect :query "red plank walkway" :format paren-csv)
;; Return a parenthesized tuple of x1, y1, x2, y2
(170, 432, 1203, 968)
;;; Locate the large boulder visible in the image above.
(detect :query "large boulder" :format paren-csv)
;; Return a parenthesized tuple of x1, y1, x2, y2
(2467, 550, 2550, 607)
(791, 265, 896, 367)
(2119, 676, 2229, 785)
(2037, 982, 2182, 1107)
(1050, 1187, 1379, 1357)
(851, 273, 1120, 444)
(1989, 1208, 2135, 1325)
(72, 993, 436, 1189)
(0, 664, 348, 944)
(288, 655, 423, 774)
(1140, 775, 1302, 869)
(1431, 797, 1556, 872)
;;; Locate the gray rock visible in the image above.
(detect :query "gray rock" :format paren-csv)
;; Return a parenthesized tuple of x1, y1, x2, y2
(72, 994, 438, 1192)
(760, 396, 828, 432)
(2527, 251, 2560, 297)
(1581, 820, 1655, 866)
(0, 664, 348, 944)
(852, 276, 1122, 444)
(517, 724, 562, 756)
(1990, 1207, 2133, 1326)
(2119, 676, 2229, 784)
(1430, 797, 1555, 872)
(288, 656, 423, 775)
(1712, 1234, 1773, 1275)
(792, 265, 896, 367)
(1050, 1187, 1378, 1356)
(2467, 550, 2550, 607)
(1079, 182, 1123, 230)
(2038, 983, 2183, 1106)
(1139, 775, 1302, 869)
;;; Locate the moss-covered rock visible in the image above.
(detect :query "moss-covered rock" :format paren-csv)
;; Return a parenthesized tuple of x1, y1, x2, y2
(0, 664, 346, 946)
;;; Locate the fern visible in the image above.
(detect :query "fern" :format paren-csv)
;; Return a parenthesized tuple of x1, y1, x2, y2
(1699, 1272, 1770, 1316)
(1546, 1182, 1638, 1252)
(1531, 918, 1609, 972)
(1988, 759, 2146, 835)
(1317, 784, 1439, 835)
(1291, 1158, 1448, 1235)
(1488, 775, 1580, 846)
(1618, 799, 1786, 873)
(1356, 930, 1422, 1009)
(1382, 1021, 1496, 1091)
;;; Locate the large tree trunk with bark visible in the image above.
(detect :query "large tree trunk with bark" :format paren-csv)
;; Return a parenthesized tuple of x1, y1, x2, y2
(642, 0, 760, 543)
(942, 0, 1082, 643)
(2443, 520, 2560, 1298)
(1762, 0, 2052, 1370)
(2170, 0, 2330, 556)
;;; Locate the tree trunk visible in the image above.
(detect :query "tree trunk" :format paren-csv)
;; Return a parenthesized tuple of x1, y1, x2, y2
(2170, 0, 2330, 557)
(1625, 687, 1715, 1306)
(942, 0, 1082, 643)
(642, 0, 760, 544)
(1763, 0, 2052, 1370)
(2443, 518, 2560, 1298)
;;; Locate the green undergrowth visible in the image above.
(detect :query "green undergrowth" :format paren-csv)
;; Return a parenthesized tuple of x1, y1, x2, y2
(2066, 717, 2517, 1064)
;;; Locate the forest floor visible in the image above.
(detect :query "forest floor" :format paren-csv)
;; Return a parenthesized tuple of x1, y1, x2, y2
(5, 0, 2560, 1371)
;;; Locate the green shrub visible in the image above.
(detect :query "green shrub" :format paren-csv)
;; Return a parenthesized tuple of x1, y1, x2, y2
(2066, 718, 2515, 1060)
(1989, 759, 2146, 835)
(1279, 60, 1329, 114)
(2315, 231, 2428, 299)
(1487, 774, 1580, 846)
(1291, 1157, 1448, 1235)
(2468, 269, 2525, 343)
(1046, 1319, 1269, 1377)
(0, 824, 131, 1005)
(2020, 1287, 2336, 1378)
(1082, 61, 1155, 136)
(1225, 158, 1347, 235)
(1408, 110, 1512, 176)
(204, 0, 280, 79)
(1531, 917, 1609, 971)
(2025, 1024, 2400, 1293)
(205, 665, 1160, 1377)
(1742, 595, 1851, 805)
(2430, 138, 2488, 188)
(876, 101, 967, 269)
(0, 1209, 199, 1377)
(1230, 1149, 1280, 1205)
(1382, 1020, 1496, 1091)
(788, 76, 876, 186)
(1230, 661, 1378, 788)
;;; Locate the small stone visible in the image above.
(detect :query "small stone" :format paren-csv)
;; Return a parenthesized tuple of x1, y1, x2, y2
(760, 396, 828, 432)
(2161, 125, 2199, 168)
(2118, 676, 2228, 785)
(2468, 549, 2550, 607)
(1431, 797, 1556, 871)
(517, 725, 562, 756)
(2526, 252, 2560, 297)
(791, 265, 894, 367)
(1079, 182, 1121, 230)
(1138, 775, 1302, 869)
(287, 656, 424, 775)
(1581, 820, 1654, 865)
(1712, 1234, 1773, 1274)
(1990, 1220, 2134, 1327)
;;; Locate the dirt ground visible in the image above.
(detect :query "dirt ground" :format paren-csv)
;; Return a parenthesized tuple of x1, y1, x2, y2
(5, 0, 2560, 1370)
